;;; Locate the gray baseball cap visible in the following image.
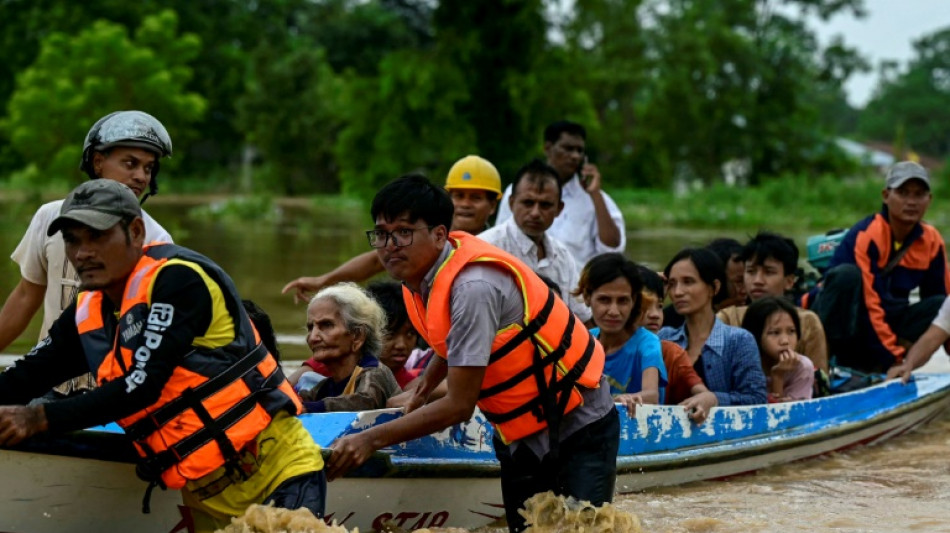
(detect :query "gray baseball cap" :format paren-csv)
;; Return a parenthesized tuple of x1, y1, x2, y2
(886, 161, 930, 190)
(47, 180, 142, 236)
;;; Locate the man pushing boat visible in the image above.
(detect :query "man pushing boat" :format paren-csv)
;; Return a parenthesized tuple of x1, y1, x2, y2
(326, 174, 619, 533)
(0, 180, 325, 532)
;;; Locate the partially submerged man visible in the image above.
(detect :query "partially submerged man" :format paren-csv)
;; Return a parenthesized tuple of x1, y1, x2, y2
(0, 180, 324, 531)
(717, 231, 829, 373)
(496, 120, 626, 267)
(327, 175, 618, 533)
(804, 161, 950, 374)
(282, 155, 501, 303)
(478, 158, 591, 322)
(0, 110, 174, 397)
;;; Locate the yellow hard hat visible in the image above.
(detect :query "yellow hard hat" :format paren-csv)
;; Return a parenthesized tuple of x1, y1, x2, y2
(444, 155, 502, 195)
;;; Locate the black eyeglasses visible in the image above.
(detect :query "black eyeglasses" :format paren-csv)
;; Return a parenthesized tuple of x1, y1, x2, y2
(366, 226, 435, 248)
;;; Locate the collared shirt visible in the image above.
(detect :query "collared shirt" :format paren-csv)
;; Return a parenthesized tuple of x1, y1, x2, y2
(496, 175, 626, 267)
(410, 240, 613, 458)
(659, 318, 767, 406)
(12, 199, 173, 341)
(477, 218, 591, 322)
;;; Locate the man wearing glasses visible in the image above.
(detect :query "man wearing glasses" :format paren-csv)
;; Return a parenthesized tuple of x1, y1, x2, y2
(328, 175, 619, 533)
(804, 161, 950, 374)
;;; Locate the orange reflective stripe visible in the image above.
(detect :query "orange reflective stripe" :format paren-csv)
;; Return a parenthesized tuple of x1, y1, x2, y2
(854, 221, 902, 358)
(75, 292, 104, 334)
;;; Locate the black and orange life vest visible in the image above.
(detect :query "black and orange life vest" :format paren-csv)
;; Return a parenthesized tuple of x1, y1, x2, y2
(403, 232, 604, 444)
(75, 244, 301, 490)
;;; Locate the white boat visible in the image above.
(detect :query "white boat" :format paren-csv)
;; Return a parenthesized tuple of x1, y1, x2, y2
(2, 373, 949, 532)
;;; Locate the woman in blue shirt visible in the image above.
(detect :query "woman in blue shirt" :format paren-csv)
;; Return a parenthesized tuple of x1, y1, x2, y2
(659, 248, 767, 407)
(576, 253, 668, 416)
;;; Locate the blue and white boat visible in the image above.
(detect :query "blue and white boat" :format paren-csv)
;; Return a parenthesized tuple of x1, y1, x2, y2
(2, 373, 949, 532)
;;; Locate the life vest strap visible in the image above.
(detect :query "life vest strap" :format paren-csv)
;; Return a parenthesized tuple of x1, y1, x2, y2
(134, 365, 283, 478)
(480, 331, 596, 425)
(487, 290, 556, 364)
(480, 300, 575, 400)
(126, 343, 268, 441)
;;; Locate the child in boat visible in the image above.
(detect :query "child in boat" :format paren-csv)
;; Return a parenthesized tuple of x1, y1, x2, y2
(741, 296, 815, 402)
(575, 253, 668, 416)
(366, 281, 422, 389)
(636, 266, 718, 419)
(291, 283, 401, 412)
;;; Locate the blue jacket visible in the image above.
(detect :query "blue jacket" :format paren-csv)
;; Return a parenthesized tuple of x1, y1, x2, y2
(659, 318, 766, 406)
(803, 205, 950, 361)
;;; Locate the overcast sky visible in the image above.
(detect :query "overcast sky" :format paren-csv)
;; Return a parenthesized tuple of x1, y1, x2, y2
(809, 0, 950, 107)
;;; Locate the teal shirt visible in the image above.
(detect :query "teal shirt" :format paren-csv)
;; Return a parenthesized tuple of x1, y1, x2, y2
(593, 326, 668, 403)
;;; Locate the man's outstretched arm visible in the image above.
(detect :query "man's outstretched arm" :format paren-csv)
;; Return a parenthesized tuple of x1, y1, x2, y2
(282, 251, 385, 304)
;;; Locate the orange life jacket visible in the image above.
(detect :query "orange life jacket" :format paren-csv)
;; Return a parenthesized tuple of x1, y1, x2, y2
(403, 232, 604, 444)
(75, 244, 301, 490)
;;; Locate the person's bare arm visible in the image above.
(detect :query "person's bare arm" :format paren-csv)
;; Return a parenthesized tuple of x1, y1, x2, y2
(327, 364, 484, 480)
(0, 278, 46, 352)
(887, 324, 950, 383)
(282, 251, 385, 304)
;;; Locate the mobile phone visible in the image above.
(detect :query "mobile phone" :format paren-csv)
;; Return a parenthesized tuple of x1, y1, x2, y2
(579, 156, 591, 187)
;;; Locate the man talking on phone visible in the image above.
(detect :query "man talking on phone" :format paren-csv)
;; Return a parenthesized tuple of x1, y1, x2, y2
(496, 120, 626, 268)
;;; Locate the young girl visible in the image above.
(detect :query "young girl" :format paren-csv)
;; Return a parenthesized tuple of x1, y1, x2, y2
(741, 296, 815, 402)
(575, 253, 668, 416)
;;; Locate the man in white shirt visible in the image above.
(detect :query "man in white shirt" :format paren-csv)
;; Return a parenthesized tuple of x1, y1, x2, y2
(479, 159, 592, 322)
(496, 120, 625, 266)
(0, 111, 174, 395)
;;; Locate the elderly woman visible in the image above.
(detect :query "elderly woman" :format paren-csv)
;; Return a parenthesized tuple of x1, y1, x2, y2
(289, 282, 401, 413)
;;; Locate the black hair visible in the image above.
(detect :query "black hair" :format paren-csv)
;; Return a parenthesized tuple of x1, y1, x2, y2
(575, 253, 643, 329)
(663, 247, 728, 307)
(243, 299, 280, 362)
(740, 296, 801, 359)
(705, 238, 743, 266)
(544, 120, 587, 144)
(371, 174, 454, 230)
(511, 158, 562, 200)
(737, 231, 799, 276)
(117, 214, 138, 244)
(365, 281, 410, 335)
(636, 265, 665, 299)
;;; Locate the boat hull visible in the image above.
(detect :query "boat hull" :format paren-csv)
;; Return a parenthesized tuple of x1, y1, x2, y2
(1, 374, 949, 532)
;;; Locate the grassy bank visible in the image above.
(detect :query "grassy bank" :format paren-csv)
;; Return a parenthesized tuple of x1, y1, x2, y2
(3, 172, 948, 235)
(613, 174, 950, 235)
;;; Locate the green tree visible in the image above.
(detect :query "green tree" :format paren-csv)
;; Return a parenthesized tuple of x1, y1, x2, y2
(559, 0, 866, 187)
(432, 0, 549, 177)
(237, 42, 345, 195)
(2, 10, 206, 189)
(335, 51, 477, 198)
(859, 27, 950, 158)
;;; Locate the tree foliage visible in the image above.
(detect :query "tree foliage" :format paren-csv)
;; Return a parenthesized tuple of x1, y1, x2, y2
(859, 26, 950, 158)
(0, 0, 885, 195)
(2, 10, 206, 188)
